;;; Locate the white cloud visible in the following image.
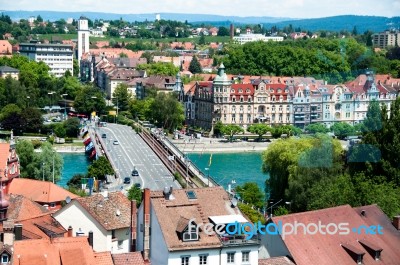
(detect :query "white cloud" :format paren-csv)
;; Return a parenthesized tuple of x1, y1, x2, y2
(0, 0, 399, 18)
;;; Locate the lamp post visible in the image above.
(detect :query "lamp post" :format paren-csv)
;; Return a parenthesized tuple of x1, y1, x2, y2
(52, 151, 55, 184)
(285, 201, 292, 212)
(205, 167, 210, 187)
(48, 92, 55, 113)
(26, 96, 30, 108)
(269, 198, 283, 218)
(62, 94, 68, 120)
(42, 162, 45, 181)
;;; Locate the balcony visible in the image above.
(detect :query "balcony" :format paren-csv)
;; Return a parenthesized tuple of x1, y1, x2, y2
(218, 234, 260, 246)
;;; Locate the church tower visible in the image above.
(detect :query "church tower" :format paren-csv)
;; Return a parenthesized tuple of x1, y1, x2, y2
(77, 16, 90, 64)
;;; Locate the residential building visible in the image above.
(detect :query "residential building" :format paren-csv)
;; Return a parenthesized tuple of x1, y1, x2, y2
(134, 75, 177, 100)
(54, 191, 133, 254)
(262, 204, 400, 265)
(233, 30, 284, 44)
(0, 40, 12, 55)
(136, 186, 260, 265)
(77, 16, 90, 64)
(180, 82, 196, 126)
(7, 178, 78, 210)
(0, 66, 19, 80)
(372, 30, 400, 49)
(19, 41, 74, 77)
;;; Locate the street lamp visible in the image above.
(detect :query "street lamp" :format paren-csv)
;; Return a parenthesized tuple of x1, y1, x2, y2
(62, 94, 68, 120)
(268, 198, 283, 218)
(52, 151, 55, 184)
(285, 201, 292, 212)
(205, 167, 210, 187)
(26, 96, 30, 108)
(42, 162, 45, 181)
(48, 92, 55, 113)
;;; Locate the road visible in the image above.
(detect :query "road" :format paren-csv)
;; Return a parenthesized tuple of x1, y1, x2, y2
(97, 123, 179, 191)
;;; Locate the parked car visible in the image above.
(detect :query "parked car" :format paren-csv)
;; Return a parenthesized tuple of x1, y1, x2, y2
(113, 140, 119, 145)
(131, 168, 139, 177)
(102, 133, 107, 138)
(124, 177, 131, 184)
(134, 183, 141, 189)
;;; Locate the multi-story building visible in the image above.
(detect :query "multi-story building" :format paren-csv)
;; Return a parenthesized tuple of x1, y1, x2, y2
(77, 16, 90, 63)
(233, 29, 284, 44)
(372, 30, 400, 49)
(19, 40, 73, 77)
(136, 187, 260, 265)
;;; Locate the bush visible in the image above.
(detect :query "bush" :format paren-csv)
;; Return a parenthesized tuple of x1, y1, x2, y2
(31, 139, 42, 149)
(238, 203, 266, 223)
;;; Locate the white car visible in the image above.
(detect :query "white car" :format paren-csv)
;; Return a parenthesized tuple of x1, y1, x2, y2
(113, 140, 119, 145)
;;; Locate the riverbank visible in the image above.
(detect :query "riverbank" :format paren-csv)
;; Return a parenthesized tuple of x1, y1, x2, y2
(53, 145, 85, 153)
(170, 138, 270, 153)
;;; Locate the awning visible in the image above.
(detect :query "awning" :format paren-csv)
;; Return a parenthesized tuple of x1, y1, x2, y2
(209, 215, 247, 224)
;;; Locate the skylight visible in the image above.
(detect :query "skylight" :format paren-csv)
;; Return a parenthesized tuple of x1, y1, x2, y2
(186, 190, 197, 199)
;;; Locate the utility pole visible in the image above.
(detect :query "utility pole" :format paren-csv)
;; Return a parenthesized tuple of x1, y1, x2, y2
(52, 152, 55, 184)
(62, 94, 68, 120)
(42, 162, 45, 181)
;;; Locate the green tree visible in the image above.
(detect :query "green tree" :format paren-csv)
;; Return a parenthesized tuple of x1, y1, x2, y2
(235, 182, 265, 209)
(87, 156, 114, 181)
(16, 140, 38, 178)
(217, 26, 230, 36)
(305, 123, 329, 134)
(0, 104, 24, 133)
(67, 173, 86, 189)
(112, 83, 131, 112)
(198, 33, 206, 45)
(54, 123, 67, 138)
(247, 124, 273, 141)
(73, 85, 106, 115)
(189, 56, 202, 74)
(331, 122, 355, 139)
(136, 62, 179, 76)
(150, 93, 184, 132)
(127, 185, 143, 207)
(220, 124, 244, 142)
(64, 117, 80, 137)
(35, 142, 63, 182)
(21, 107, 43, 133)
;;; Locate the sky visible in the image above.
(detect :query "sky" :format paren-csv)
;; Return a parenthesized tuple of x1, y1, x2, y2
(0, 0, 399, 19)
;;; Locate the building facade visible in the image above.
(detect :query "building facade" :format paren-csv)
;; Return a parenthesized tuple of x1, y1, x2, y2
(19, 41, 73, 77)
(77, 16, 90, 63)
(372, 30, 400, 49)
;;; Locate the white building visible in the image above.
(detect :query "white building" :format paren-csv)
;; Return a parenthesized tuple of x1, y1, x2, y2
(19, 41, 73, 77)
(77, 16, 90, 63)
(137, 187, 260, 265)
(54, 191, 133, 254)
(233, 29, 284, 44)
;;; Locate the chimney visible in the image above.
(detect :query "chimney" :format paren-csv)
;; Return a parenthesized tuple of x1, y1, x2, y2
(88, 231, 93, 248)
(143, 188, 151, 261)
(3, 221, 14, 246)
(14, 224, 22, 241)
(393, 216, 400, 230)
(131, 200, 137, 252)
(67, 226, 73, 237)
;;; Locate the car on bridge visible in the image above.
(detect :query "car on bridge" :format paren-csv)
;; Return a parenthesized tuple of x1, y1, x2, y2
(123, 177, 131, 184)
(131, 168, 139, 177)
(113, 140, 119, 145)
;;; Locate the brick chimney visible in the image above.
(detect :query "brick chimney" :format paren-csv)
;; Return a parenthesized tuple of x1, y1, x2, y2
(143, 188, 151, 261)
(393, 216, 400, 230)
(131, 200, 137, 252)
(67, 226, 73, 237)
(3, 221, 14, 246)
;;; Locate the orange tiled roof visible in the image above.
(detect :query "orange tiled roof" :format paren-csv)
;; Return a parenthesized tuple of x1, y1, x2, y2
(94, 251, 114, 265)
(258, 257, 296, 265)
(8, 178, 78, 204)
(7, 194, 50, 221)
(112, 252, 146, 265)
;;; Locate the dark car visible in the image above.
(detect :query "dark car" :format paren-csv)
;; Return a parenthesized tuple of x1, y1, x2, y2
(123, 177, 131, 184)
(102, 133, 106, 138)
(134, 183, 141, 189)
(131, 169, 139, 177)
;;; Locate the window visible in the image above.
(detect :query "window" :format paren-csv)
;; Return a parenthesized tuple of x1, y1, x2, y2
(227, 252, 235, 263)
(118, 240, 124, 249)
(199, 254, 208, 265)
(50, 202, 56, 208)
(242, 251, 250, 263)
(1, 254, 9, 264)
(181, 256, 190, 265)
(112, 230, 116, 239)
(325, 105, 330, 110)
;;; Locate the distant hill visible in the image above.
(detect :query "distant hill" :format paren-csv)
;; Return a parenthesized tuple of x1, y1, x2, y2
(1, 10, 399, 32)
(263, 15, 400, 33)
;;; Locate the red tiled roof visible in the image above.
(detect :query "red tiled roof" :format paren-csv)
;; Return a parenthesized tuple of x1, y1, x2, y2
(94, 251, 114, 265)
(272, 204, 400, 265)
(74, 192, 131, 230)
(112, 252, 146, 265)
(7, 194, 50, 221)
(258, 257, 296, 265)
(8, 178, 78, 204)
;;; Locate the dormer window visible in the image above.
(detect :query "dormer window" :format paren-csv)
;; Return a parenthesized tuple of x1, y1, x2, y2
(231, 89, 235, 93)
(1, 254, 9, 264)
(277, 88, 282, 93)
(239, 89, 243, 93)
(177, 217, 199, 242)
(246, 89, 250, 93)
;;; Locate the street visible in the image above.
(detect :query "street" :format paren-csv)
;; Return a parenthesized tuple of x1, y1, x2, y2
(97, 123, 180, 191)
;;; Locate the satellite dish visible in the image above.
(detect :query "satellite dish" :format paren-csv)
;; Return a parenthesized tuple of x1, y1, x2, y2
(116, 209, 121, 216)
(65, 196, 71, 204)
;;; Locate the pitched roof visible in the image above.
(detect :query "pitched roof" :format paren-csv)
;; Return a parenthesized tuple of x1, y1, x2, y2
(0, 65, 19, 73)
(258, 257, 296, 265)
(8, 178, 78, 204)
(150, 186, 247, 251)
(14, 237, 97, 265)
(94, 251, 114, 265)
(112, 252, 146, 265)
(18, 213, 67, 239)
(74, 191, 131, 230)
(7, 194, 50, 221)
(272, 204, 400, 265)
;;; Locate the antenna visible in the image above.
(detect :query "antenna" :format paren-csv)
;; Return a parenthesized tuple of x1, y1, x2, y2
(65, 196, 71, 204)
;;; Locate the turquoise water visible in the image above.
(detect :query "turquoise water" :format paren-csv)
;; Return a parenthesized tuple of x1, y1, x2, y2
(59, 152, 268, 192)
(188, 152, 269, 191)
(59, 153, 90, 187)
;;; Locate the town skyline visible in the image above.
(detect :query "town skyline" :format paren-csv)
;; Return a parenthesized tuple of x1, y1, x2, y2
(1, 0, 399, 19)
